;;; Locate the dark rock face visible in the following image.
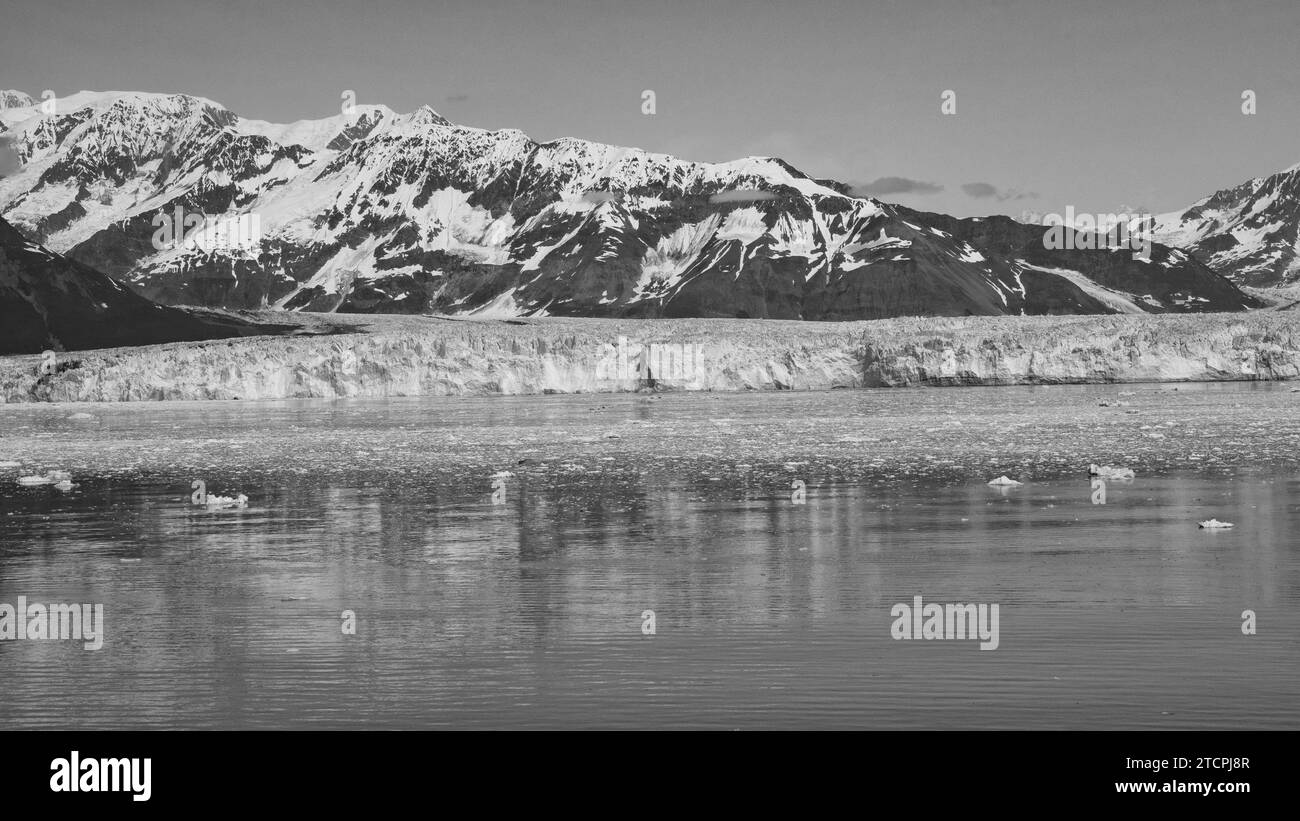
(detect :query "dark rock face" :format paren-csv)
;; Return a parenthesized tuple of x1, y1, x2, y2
(0, 217, 269, 354)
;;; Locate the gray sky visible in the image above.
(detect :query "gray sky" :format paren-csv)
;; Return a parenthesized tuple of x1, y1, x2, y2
(3, 0, 1298, 217)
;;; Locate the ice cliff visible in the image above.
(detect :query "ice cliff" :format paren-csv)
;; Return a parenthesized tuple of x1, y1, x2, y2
(1, 312, 1297, 403)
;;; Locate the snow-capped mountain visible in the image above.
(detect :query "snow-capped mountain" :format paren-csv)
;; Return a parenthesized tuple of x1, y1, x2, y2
(0, 215, 262, 354)
(0, 89, 1259, 319)
(1151, 163, 1300, 287)
(0, 91, 36, 110)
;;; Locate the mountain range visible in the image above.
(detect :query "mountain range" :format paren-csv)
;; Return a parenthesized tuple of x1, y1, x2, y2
(0, 89, 1284, 326)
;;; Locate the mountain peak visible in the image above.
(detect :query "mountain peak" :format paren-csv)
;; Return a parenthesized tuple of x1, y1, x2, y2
(408, 105, 451, 127)
(0, 90, 36, 110)
(1152, 159, 1300, 286)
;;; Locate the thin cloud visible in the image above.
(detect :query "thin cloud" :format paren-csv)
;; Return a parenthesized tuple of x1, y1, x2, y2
(581, 190, 621, 204)
(0, 134, 20, 177)
(851, 176, 944, 197)
(445, 93, 470, 103)
(963, 182, 1039, 201)
(708, 190, 779, 204)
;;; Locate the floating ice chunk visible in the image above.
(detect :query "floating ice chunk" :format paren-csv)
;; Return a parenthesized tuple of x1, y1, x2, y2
(0, 461, 21, 469)
(205, 493, 248, 508)
(54, 480, 76, 491)
(987, 475, 1023, 486)
(490, 471, 515, 479)
(1198, 519, 1234, 529)
(16, 470, 70, 486)
(67, 413, 97, 421)
(1089, 464, 1135, 480)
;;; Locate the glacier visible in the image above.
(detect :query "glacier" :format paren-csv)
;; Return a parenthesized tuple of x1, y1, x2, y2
(1, 312, 1296, 403)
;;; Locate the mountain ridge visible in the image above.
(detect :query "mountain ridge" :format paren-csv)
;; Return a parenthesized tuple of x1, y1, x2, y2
(0, 89, 1263, 320)
(1151, 162, 1300, 287)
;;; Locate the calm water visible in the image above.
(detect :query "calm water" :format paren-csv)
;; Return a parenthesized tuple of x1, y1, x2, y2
(1, 383, 1298, 729)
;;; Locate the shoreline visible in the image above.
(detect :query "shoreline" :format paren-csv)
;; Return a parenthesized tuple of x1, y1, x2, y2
(2, 311, 1298, 403)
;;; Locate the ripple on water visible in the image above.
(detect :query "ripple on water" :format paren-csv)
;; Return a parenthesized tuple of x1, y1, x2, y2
(0, 383, 1298, 728)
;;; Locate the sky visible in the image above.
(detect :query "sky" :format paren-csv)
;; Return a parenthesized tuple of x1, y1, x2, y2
(2, 0, 1298, 218)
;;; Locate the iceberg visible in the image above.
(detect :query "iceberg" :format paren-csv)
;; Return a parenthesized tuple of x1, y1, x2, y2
(205, 493, 248, 509)
(1089, 464, 1136, 480)
(1198, 519, 1234, 529)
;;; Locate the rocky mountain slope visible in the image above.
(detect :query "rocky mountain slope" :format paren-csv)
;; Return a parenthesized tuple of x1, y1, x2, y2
(0, 90, 1259, 320)
(1151, 163, 1300, 288)
(0, 216, 286, 354)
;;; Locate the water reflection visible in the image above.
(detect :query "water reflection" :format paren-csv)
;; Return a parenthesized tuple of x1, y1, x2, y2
(0, 385, 1297, 728)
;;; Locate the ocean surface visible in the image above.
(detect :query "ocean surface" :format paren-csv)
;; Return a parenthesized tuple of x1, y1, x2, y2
(1, 382, 1297, 729)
